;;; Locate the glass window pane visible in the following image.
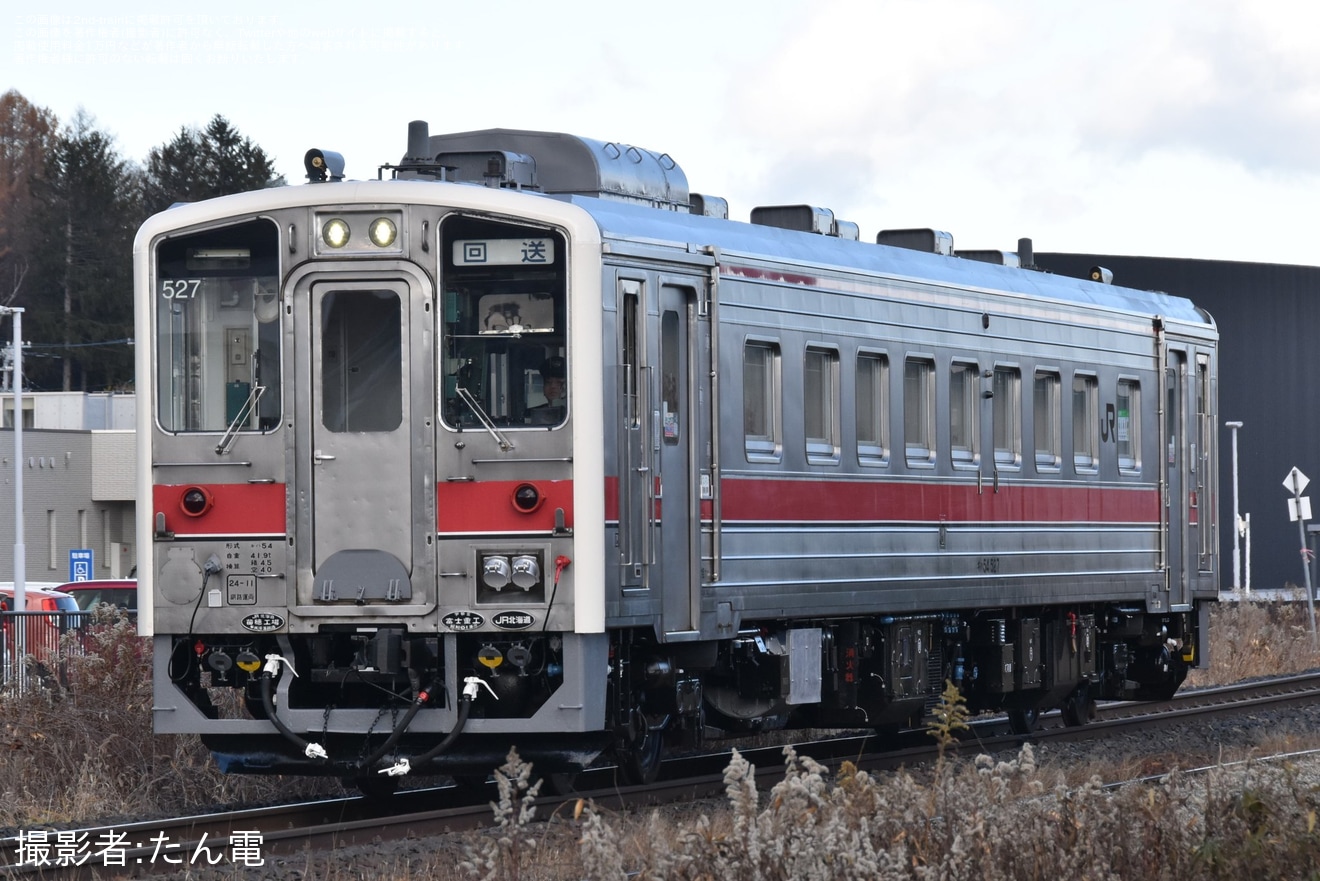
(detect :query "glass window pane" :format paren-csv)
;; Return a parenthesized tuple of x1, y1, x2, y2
(857, 352, 889, 465)
(321, 289, 402, 433)
(1072, 374, 1098, 470)
(994, 367, 1021, 467)
(1034, 371, 1060, 469)
(154, 220, 281, 433)
(950, 361, 978, 466)
(1117, 379, 1140, 472)
(905, 358, 934, 463)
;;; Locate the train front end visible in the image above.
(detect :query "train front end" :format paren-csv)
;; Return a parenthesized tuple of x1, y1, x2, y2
(134, 170, 608, 781)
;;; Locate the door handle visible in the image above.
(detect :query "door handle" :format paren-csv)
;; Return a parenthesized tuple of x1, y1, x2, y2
(313, 450, 336, 464)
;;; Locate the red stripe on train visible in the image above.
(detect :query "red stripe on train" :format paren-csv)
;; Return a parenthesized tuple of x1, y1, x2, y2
(438, 480, 575, 534)
(153, 484, 286, 535)
(604, 476, 1160, 524)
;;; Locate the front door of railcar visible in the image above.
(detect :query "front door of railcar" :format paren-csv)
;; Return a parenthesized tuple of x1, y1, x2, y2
(300, 276, 433, 609)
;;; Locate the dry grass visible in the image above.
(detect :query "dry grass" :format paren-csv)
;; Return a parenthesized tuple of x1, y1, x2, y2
(8, 599, 1320, 879)
(0, 610, 333, 828)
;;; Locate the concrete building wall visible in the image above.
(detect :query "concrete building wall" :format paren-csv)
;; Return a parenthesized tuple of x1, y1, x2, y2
(0, 398, 139, 581)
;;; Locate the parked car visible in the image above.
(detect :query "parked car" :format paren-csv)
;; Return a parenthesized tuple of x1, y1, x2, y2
(54, 579, 138, 612)
(0, 584, 82, 676)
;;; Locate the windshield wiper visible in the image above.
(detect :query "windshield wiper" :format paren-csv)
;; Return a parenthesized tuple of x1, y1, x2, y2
(455, 385, 515, 452)
(215, 384, 266, 455)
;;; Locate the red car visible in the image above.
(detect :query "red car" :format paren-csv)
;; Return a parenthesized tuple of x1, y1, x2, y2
(53, 579, 138, 613)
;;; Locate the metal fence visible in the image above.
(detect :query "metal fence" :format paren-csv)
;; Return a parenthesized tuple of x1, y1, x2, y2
(0, 608, 139, 693)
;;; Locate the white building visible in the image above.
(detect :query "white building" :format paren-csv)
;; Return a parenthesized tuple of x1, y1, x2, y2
(0, 393, 137, 581)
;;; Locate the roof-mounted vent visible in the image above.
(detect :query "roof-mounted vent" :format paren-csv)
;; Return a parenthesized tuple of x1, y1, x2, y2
(433, 150, 537, 190)
(394, 124, 690, 210)
(752, 204, 858, 238)
(958, 250, 1022, 267)
(690, 193, 729, 219)
(877, 228, 954, 256)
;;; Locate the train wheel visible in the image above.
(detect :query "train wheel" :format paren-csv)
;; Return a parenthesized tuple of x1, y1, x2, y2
(1061, 684, 1095, 727)
(616, 724, 664, 785)
(1007, 707, 1040, 735)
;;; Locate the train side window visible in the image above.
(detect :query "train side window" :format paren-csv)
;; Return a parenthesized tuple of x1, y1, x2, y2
(1116, 378, 1141, 474)
(1033, 370, 1061, 471)
(856, 351, 890, 467)
(949, 360, 979, 469)
(744, 340, 782, 463)
(904, 357, 935, 467)
(993, 366, 1022, 470)
(805, 346, 840, 465)
(1072, 373, 1099, 473)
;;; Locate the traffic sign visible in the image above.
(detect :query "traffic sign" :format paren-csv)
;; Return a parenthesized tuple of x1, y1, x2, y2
(1285, 467, 1310, 496)
(68, 549, 93, 582)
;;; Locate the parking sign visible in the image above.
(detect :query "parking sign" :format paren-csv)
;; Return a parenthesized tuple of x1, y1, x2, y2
(69, 549, 93, 582)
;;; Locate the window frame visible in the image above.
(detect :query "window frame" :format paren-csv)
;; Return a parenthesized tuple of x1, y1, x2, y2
(856, 349, 890, 467)
(949, 359, 980, 470)
(804, 344, 841, 465)
(1072, 371, 1100, 473)
(1116, 377, 1141, 475)
(904, 355, 936, 468)
(993, 364, 1023, 471)
(1033, 369, 1062, 472)
(743, 338, 783, 463)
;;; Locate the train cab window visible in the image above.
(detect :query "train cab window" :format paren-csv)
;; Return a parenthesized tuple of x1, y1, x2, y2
(744, 340, 782, 462)
(949, 361, 980, 469)
(439, 217, 567, 430)
(1116, 379, 1141, 474)
(1033, 370, 1062, 471)
(856, 351, 890, 467)
(1072, 373, 1099, 473)
(993, 366, 1022, 469)
(153, 219, 282, 433)
(805, 346, 840, 465)
(904, 357, 935, 467)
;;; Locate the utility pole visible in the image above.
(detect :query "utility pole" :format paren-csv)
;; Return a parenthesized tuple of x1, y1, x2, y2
(0, 306, 24, 612)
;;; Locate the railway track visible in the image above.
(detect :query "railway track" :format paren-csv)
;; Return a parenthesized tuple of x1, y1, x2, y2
(7, 671, 1320, 879)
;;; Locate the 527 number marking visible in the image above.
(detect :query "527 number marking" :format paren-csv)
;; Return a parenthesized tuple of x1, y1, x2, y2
(160, 279, 202, 299)
(976, 557, 1001, 574)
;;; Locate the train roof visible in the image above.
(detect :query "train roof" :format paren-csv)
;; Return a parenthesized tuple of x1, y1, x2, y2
(562, 194, 1214, 331)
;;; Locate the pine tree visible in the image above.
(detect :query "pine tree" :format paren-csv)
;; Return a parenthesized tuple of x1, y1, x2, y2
(25, 110, 141, 391)
(142, 114, 283, 215)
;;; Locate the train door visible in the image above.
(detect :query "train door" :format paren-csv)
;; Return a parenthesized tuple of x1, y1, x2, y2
(657, 282, 702, 635)
(618, 278, 652, 589)
(298, 275, 434, 608)
(1162, 347, 1190, 611)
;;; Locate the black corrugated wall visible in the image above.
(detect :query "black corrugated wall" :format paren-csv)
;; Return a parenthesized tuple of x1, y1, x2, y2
(1037, 252, 1320, 594)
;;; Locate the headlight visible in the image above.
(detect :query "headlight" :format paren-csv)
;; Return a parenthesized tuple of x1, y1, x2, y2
(368, 217, 397, 248)
(322, 218, 350, 249)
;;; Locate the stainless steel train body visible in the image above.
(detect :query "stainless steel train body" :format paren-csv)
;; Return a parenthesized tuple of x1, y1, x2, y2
(135, 124, 1218, 784)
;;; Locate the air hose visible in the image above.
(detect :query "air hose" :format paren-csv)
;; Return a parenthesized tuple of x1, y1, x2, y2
(259, 654, 328, 761)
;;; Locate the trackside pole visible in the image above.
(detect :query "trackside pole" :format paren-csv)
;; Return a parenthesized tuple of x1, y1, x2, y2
(1284, 466, 1317, 648)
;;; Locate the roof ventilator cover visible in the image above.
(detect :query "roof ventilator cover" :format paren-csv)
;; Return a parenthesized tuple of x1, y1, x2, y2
(752, 204, 857, 238)
(877, 228, 954, 256)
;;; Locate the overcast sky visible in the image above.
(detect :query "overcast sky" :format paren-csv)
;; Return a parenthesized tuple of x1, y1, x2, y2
(7, 0, 1320, 266)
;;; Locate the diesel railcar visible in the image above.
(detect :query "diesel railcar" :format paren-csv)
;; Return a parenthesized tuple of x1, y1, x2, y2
(135, 122, 1218, 788)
